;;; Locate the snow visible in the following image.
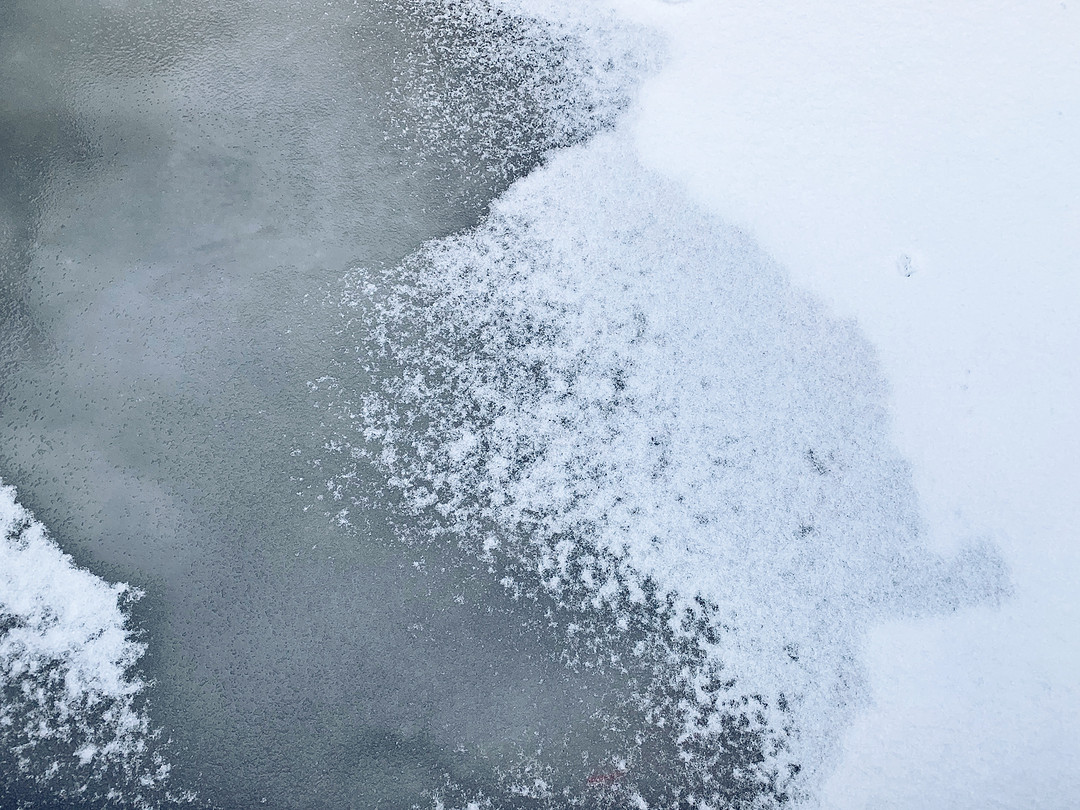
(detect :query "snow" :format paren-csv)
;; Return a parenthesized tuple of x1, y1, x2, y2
(584, 0, 1080, 806)
(0, 479, 145, 720)
(327, 59, 1003, 809)
(313, 0, 1079, 802)
(0, 479, 179, 804)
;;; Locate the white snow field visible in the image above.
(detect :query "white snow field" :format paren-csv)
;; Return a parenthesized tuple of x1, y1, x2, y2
(592, 0, 1080, 807)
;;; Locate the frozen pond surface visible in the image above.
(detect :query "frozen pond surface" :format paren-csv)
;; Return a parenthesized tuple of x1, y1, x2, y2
(1, 1, 1008, 808)
(1, 3, 683, 807)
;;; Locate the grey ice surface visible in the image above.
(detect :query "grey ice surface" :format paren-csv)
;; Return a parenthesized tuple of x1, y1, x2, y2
(0, 2, 651, 807)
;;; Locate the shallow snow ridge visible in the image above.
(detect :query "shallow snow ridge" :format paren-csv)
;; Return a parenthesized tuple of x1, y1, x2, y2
(0, 481, 187, 808)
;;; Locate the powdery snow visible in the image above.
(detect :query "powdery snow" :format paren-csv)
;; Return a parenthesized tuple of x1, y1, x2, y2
(385, 0, 1080, 805)
(596, 0, 1080, 806)
(0, 480, 185, 806)
(323, 125, 1005, 802)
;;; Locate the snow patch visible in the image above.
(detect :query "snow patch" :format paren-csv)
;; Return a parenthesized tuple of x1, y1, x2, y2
(0, 480, 190, 807)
